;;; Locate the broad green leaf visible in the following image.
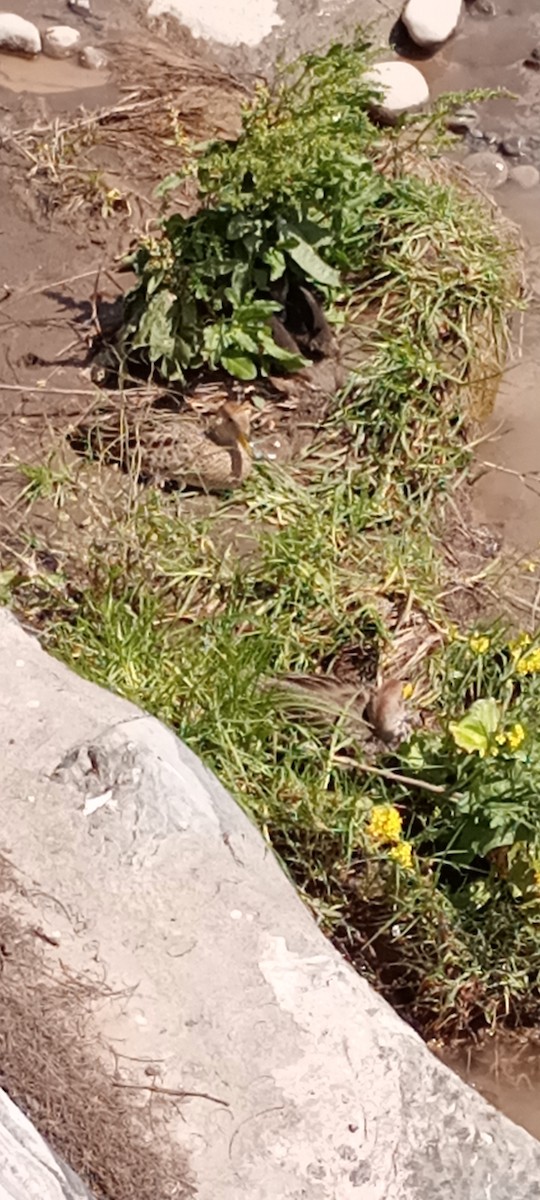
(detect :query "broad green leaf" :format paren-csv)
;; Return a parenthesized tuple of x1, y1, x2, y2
(262, 246, 287, 281)
(287, 236, 341, 287)
(133, 290, 176, 363)
(449, 698, 500, 757)
(154, 172, 185, 198)
(232, 329, 259, 354)
(285, 218, 331, 248)
(221, 353, 258, 380)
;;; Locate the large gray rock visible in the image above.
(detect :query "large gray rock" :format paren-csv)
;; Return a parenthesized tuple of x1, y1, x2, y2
(0, 12, 41, 55)
(366, 60, 430, 121)
(42, 25, 82, 58)
(402, 0, 462, 48)
(0, 607, 539, 1199)
(0, 1089, 93, 1200)
(146, 0, 397, 75)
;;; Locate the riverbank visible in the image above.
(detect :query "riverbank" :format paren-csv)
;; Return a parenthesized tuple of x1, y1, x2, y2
(1, 0, 540, 1148)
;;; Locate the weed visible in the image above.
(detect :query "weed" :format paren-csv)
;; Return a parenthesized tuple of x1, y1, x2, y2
(18, 459, 75, 508)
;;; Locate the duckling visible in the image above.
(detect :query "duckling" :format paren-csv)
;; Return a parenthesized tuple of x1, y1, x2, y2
(75, 399, 253, 493)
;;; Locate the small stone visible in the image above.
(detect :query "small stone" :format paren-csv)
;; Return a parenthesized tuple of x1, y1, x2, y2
(79, 45, 108, 69)
(446, 106, 478, 135)
(43, 25, 83, 59)
(366, 61, 429, 123)
(0, 12, 41, 55)
(470, 0, 496, 14)
(482, 130, 500, 147)
(509, 165, 540, 189)
(466, 127, 485, 142)
(462, 151, 509, 189)
(499, 135, 525, 158)
(524, 47, 540, 71)
(69, 0, 91, 10)
(402, 0, 462, 48)
(43, 25, 81, 58)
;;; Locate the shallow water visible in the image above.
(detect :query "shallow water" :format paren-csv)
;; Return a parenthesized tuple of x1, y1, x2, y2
(0, 53, 108, 95)
(417, 0, 540, 554)
(440, 1036, 540, 1142)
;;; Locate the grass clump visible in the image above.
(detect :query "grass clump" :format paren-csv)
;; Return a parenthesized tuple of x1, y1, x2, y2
(5, 39, 530, 1042)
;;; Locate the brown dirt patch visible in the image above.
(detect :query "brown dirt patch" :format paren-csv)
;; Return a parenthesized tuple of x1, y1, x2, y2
(0, 29, 345, 580)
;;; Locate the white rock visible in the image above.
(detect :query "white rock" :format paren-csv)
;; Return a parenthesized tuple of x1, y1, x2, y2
(79, 45, 108, 69)
(462, 151, 508, 189)
(365, 61, 429, 122)
(148, 0, 282, 48)
(42, 25, 81, 59)
(69, 0, 91, 10)
(0, 12, 41, 55)
(402, 0, 462, 48)
(509, 164, 540, 189)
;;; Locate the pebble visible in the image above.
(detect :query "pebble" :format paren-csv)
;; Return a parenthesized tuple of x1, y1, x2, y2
(462, 151, 508, 189)
(79, 45, 108, 69)
(446, 106, 478, 135)
(470, 0, 496, 14)
(365, 61, 429, 122)
(43, 25, 81, 58)
(466, 127, 485, 142)
(509, 165, 540, 189)
(499, 135, 525, 158)
(69, 0, 91, 10)
(0, 12, 41, 55)
(524, 47, 540, 71)
(402, 0, 462, 48)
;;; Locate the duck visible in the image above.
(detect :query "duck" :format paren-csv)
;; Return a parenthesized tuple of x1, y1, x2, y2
(75, 398, 253, 493)
(269, 673, 411, 747)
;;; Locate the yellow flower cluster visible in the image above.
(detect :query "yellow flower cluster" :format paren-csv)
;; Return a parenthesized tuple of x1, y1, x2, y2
(366, 805, 402, 844)
(492, 723, 526, 755)
(388, 842, 413, 870)
(508, 632, 531, 655)
(516, 649, 540, 676)
(507, 723, 526, 751)
(507, 632, 540, 674)
(365, 806, 414, 872)
(469, 634, 490, 655)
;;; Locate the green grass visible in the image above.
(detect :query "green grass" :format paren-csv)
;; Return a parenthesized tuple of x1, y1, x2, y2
(4, 41, 535, 1043)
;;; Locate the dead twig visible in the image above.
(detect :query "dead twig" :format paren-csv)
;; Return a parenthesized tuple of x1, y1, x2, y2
(113, 1080, 229, 1106)
(334, 754, 449, 796)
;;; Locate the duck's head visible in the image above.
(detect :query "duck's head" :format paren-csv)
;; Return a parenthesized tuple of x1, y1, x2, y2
(211, 401, 252, 451)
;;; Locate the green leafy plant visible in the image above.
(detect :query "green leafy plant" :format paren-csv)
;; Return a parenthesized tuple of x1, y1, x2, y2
(390, 629, 540, 900)
(119, 38, 389, 380)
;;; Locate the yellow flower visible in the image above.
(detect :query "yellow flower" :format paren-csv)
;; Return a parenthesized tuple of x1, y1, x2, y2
(508, 632, 531, 658)
(507, 722, 525, 752)
(402, 682, 413, 700)
(388, 841, 413, 870)
(495, 732, 507, 745)
(516, 648, 540, 675)
(366, 805, 402, 845)
(469, 635, 490, 655)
